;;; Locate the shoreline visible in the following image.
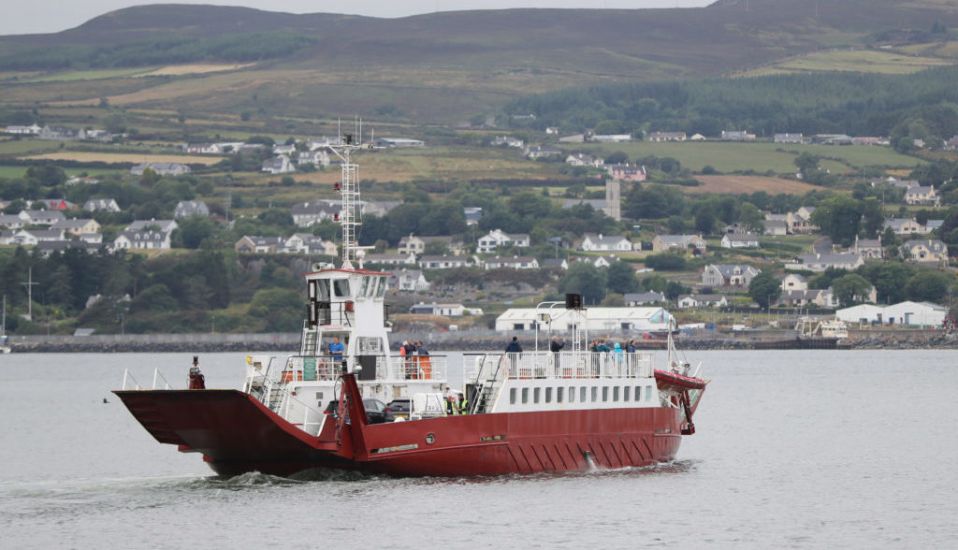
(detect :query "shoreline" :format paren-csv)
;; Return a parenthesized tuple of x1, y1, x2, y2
(4, 330, 958, 353)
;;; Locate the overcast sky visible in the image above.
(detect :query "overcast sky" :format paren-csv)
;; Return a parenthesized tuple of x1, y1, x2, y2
(1, 0, 712, 35)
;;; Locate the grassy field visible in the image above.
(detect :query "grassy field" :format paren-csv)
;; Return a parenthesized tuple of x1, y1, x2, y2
(741, 48, 955, 76)
(689, 175, 823, 195)
(19, 152, 225, 165)
(566, 142, 922, 174)
(19, 67, 157, 83)
(0, 139, 62, 157)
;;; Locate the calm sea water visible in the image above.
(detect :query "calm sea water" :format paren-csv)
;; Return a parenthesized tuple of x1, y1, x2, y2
(0, 350, 955, 549)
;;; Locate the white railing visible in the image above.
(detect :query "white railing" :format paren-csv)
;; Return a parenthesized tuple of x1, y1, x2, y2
(152, 368, 172, 390)
(121, 369, 142, 390)
(375, 355, 448, 382)
(469, 351, 654, 380)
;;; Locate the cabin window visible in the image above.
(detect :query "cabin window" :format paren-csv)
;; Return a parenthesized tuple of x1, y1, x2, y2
(308, 280, 318, 300)
(316, 280, 330, 301)
(580, 387, 587, 403)
(377, 277, 387, 298)
(545, 387, 553, 403)
(521, 388, 529, 404)
(568, 386, 575, 403)
(557, 387, 564, 403)
(510, 388, 517, 405)
(624, 386, 631, 402)
(358, 277, 370, 298)
(602, 387, 609, 402)
(513, 323, 524, 330)
(635, 386, 642, 402)
(333, 279, 351, 298)
(613, 386, 620, 402)
(591, 387, 598, 402)
(533, 387, 541, 403)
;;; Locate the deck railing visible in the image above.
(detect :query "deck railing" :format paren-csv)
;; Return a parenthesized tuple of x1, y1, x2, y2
(468, 351, 653, 381)
(279, 354, 448, 383)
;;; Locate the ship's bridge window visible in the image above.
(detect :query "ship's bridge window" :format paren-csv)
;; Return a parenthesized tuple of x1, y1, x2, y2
(313, 279, 330, 301)
(333, 279, 351, 298)
(358, 277, 370, 299)
(376, 277, 387, 298)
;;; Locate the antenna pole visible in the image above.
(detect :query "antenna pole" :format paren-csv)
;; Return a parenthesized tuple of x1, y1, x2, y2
(328, 138, 362, 268)
(22, 267, 38, 322)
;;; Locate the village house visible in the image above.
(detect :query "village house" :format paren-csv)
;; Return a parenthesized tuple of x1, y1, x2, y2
(777, 289, 839, 309)
(624, 292, 666, 306)
(291, 201, 340, 227)
(174, 200, 210, 219)
(787, 252, 864, 273)
(364, 253, 417, 266)
(398, 234, 426, 256)
(651, 234, 707, 254)
(570, 255, 616, 269)
(261, 155, 295, 175)
(33, 199, 75, 211)
(884, 218, 931, 236)
(780, 273, 809, 292)
(126, 219, 178, 234)
(720, 233, 760, 249)
(35, 240, 100, 257)
(186, 143, 233, 155)
(234, 236, 285, 254)
(19, 210, 65, 226)
(580, 233, 633, 252)
(904, 185, 940, 206)
(763, 219, 788, 236)
(852, 236, 883, 259)
(647, 132, 687, 142)
(606, 164, 647, 182)
(375, 137, 425, 148)
(131, 163, 191, 176)
(590, 134, 633, 143)
(39, 126, 85, 141)
(66, 176, 99, 186)
(491, 136, 524, 148)
(464, 207, 483, 226)
(362, 201, 401, 218)
(701, 264, 760, 287)
(565, 153, 604, 168)
(478, 229, 530, 253)
(812, 134, 853, 146)
(409, 303, 465, 316)
(900, 239, 949, 265)
(388, 269, 431, 292)
(419, 255, 472, 270)
(852, 137, 888, 146)
(773, 133, 805, 144)
(525, 145, 562, 160)
(4, 124, 41, 135)
(51, 218, 101, 237)
(113, 229, 172, 250)
(0, 214, 24, 230)
(484, 256, 540, 270)
(13, 228, 66, 246)
(297, 150, 330, 167)
(284, 234, 337, 256)
(786, 207, 818, 234)
(720, 130, 756, 141)
(677, 295, 728, 309)
(84, 198, 121, 213)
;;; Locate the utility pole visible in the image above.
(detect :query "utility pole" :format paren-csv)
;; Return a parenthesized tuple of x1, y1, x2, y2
(21, 268, 38, 322)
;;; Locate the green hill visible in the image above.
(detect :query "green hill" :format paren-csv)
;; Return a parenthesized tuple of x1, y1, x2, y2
(1, 1, 958, 123)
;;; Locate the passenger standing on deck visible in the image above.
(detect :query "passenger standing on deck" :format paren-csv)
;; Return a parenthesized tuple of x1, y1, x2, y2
(505, 336, 522, 354)
(550, 336, 565, 373)
(188, 356, 205, 389)
(505, 336, 522, 376)
(328, 336, 345, 363)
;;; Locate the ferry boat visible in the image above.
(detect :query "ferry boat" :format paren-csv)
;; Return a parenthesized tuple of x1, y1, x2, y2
(114, 136, 709, 477)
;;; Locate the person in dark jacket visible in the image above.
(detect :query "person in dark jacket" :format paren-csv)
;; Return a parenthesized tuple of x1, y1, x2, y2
(505, 336, 522, 354)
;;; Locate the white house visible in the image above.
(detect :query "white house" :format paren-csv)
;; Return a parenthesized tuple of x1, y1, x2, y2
(398, 234, 426, 255)
(478, 229, 530, 253)
(787, 253, 864, 273)
(419, 256, 472, 270)
(262, 155, 295, 175)
(174, 200, 210, 219)
(701, 264, 760, 287)
(409, 303, 465, 316)
(284, 234, 337, 256)
(647, 132, 687, 142)
(781, 273, 808, 291)
(388, 269, 431, 292)
(235, 236, 285, 254)
(495, 307, 672, 332)
(900, 239, 948, 265)
(291, 201, 339, 227)
(677, 295, 728, 309)
(84, 198, 121, 213)
(720, 233, 760, 249)
(904, 186, 939, 206)
(580, 233, 632, 252)
(837, 301, 947, 327)
(884, 218, 930, 236)
(113, 229, 172, 250)
(652, 234, 707, 253)
(365, 253, 417, 266)
(484, 256, 539, 270)
(131, 163, 190, 176)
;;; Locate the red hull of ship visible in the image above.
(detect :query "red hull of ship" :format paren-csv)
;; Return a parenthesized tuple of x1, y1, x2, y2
(115, 389, 687, 477)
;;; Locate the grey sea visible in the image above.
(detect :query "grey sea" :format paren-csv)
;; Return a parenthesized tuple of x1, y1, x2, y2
(1, 350, 956, 549)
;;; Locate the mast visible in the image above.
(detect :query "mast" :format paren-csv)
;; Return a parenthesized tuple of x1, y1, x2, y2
(1, 295, 6, 337)
(327, 133, 364, 268)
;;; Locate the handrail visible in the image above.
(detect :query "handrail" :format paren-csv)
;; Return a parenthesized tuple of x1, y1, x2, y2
(152, 368, 172, 390)
(121, 369, 142, 390)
